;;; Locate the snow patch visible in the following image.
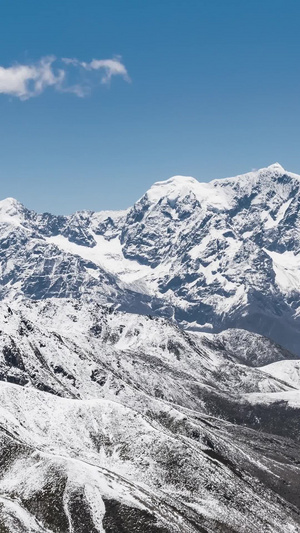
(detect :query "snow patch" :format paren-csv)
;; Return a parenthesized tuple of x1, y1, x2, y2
(264, 249, 300, 294)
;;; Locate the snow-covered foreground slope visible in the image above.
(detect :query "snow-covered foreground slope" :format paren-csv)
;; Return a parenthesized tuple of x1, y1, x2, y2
(0, 298, 300, 531)
(1, 163, 300, 352)
(0, 381, 300, 533)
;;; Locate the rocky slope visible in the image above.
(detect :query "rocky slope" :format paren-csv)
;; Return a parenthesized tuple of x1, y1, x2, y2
(0, 299, 299, 532)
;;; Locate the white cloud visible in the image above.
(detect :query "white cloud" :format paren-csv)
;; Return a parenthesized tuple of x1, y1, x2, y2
(0, 55, 129, 100)
(0, 56, 64, 100)
(62, 56, 130, 84)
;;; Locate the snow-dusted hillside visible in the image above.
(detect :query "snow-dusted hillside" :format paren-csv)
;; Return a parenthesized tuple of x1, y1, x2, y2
(1, 381, 300, 533)
(0, 298, 300, 532)
(0, 299, 294, 406)
(1, 163, 300, 352)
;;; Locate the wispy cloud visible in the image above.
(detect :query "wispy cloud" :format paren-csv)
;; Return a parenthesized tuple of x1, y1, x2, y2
(62, 56, 130, 84)
(0, 55, 129, 100)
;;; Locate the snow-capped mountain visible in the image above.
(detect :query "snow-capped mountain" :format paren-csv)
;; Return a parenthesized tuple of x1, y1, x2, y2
(1, 163, 300, 531)
(1, 163, 300, 352)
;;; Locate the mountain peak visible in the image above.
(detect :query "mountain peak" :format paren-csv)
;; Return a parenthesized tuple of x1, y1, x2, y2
(146, 175, 199, 203)
(0, 197, 24, 217)
(258, 162, 300, 182)
(265, 162, 285, 172)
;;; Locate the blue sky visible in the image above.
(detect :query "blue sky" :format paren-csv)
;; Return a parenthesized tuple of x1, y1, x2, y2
(0, 0, 299, 214)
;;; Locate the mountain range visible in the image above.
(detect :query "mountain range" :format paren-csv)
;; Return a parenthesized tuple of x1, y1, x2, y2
(0, 163, 300, 532)
(1, 162, 300, 352)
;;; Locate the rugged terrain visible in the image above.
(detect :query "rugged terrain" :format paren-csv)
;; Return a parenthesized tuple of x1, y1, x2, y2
(0, 163, 300, 532)
(0, 299, 299, 532)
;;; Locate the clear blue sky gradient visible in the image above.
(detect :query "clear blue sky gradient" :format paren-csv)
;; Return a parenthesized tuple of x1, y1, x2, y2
(0, 0, 299, 214)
